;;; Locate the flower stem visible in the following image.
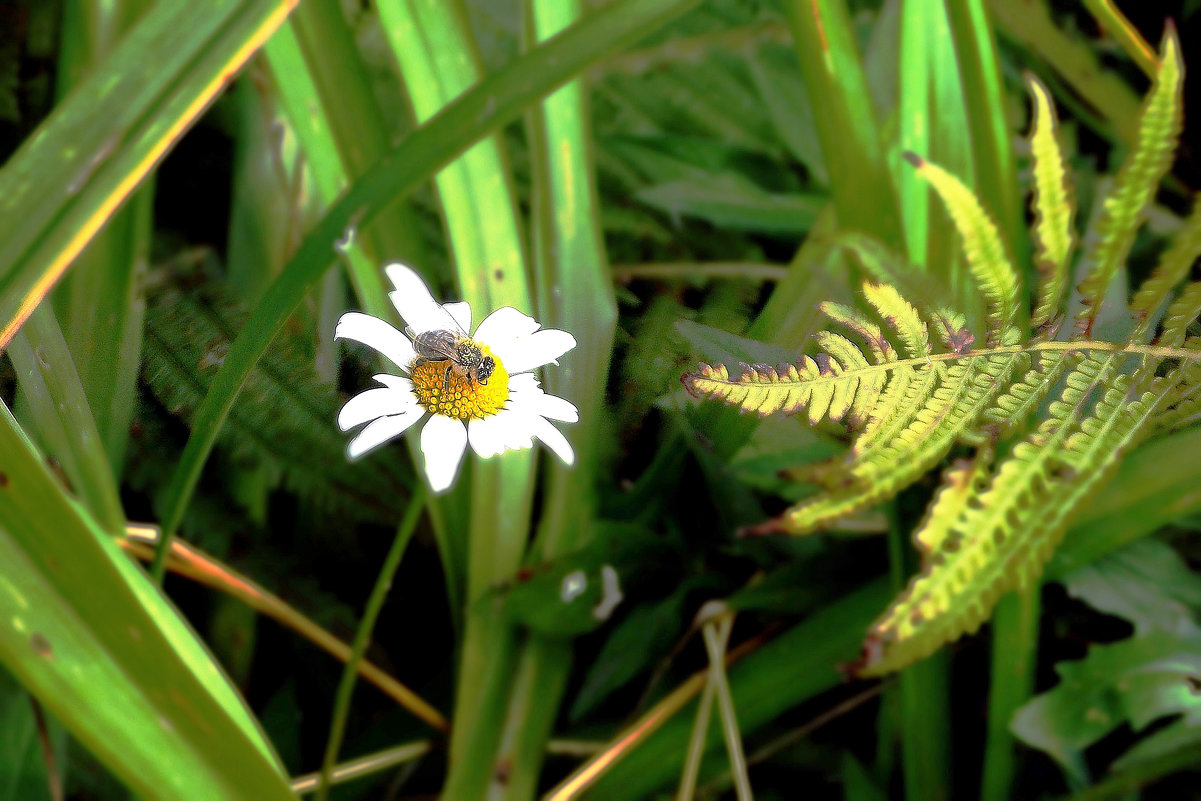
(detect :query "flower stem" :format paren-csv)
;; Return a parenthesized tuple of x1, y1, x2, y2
(314, 485, 428, 801)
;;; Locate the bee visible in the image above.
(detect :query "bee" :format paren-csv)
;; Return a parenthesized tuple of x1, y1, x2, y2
(408, 327, 496, 393)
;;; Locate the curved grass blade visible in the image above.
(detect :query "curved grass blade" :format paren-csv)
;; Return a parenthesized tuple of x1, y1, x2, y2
(0, 0, 299, 349)
(0, 405, 292, 800)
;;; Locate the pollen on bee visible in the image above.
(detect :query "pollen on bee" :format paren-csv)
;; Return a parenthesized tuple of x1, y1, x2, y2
(410, 346, 509, 421)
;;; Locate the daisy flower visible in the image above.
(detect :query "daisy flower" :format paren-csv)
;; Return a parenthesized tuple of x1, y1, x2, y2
(335, 263, 578, 493)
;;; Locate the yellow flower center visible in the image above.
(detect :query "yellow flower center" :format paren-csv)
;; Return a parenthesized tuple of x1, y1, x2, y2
(409, 344, 509, 421)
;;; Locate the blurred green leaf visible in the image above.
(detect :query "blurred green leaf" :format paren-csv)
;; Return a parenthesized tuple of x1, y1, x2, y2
(1012, 629, 1201, 787)
(636, 174, 822, 234)
(0, 669, 60, 801)
(1064, 539, 1201, 635)
(570, 587, 688, 721)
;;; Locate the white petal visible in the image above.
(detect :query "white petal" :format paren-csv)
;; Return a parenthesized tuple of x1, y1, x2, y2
(420, 414, 468, 493)
(346, 407, 426, 459)
(443, 301, 471, 334)
(528, 415, 575, 465)
(468, 410, 532, 458)
(474, 306, 540, 344)
(503, 329, 577, 373)
(508, 376, 578, 423)
(338, 380, 418, 430)
(467, 415, 506, 458)
(385, 262, 463, 334)
(474, 307, 577, 374)
(508, 372, 541, 392)
(374, 373, 414, 392)
(335, 312, 416, 372)
(527, 391, 579, 423)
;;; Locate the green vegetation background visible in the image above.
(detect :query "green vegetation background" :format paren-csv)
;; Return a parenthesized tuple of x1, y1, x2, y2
(0, 1, 1200, 799)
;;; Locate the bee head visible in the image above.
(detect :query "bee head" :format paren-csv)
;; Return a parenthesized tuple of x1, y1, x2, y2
(477, 356, 495, 385)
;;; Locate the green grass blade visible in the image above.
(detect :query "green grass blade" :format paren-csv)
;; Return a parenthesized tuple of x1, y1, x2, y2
(52, 0, 153, 478)
(980, 587, 1041, 801)
(946, 0, 1022, 261)
(494, 0, 620, 793)
(988, 0, 1142, 147)
(780, 0, 902, 247)
(0, 0, 298, 349)
(0, 405, 292, 800)
(6, 303, 124, 534)
(266, 0, 430, 316)
(374, 1, 538, 793)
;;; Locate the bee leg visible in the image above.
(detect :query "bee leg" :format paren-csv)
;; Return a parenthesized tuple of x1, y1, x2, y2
(442, 364, 453, 394)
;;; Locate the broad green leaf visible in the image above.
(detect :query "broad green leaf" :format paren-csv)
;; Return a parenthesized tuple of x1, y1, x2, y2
(1064, 539, 1201, 637)
(0, 0, 299, 348)
(1012, 628, 1201, 786)
(0, 404, 292, 800)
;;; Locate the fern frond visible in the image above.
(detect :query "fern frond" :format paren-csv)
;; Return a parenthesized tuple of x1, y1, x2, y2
(834, 232, 953, 310)
(1158, 282, 1201, 348)
(1130, 200, 1201, 341)
(1026, 74, 1075, 330)
(143, 271, 415, 524)
(1151, 339, 1201, 432)
(860, 354, 1171, 676)
(904, 152, 1021, 338)
(818, 302, 896, 363)
(912, 446, 994, 566)
(979, 351, 1065, 430)
(861, 283, 928, 358)
(1075, 29, 1183, 336)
